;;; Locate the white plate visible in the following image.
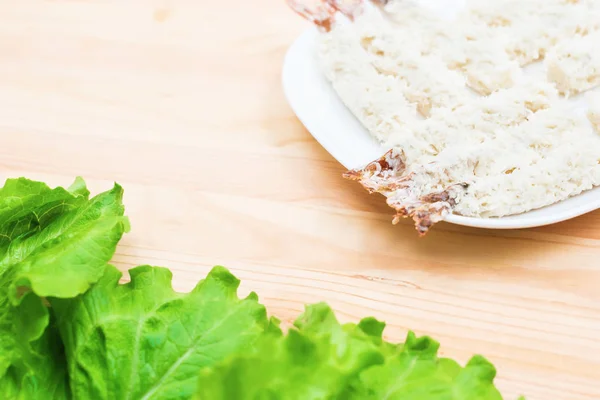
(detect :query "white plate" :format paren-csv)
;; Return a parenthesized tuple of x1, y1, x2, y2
(282, 28, 600, 230)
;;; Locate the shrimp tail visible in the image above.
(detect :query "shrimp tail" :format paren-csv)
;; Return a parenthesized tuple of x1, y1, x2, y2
(344, 150, 468, 236)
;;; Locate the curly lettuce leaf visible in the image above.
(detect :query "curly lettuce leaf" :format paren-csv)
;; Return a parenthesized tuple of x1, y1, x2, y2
(194, 303, 385, 400)
(195, 304, 509, 400)
(0, 177, 89, 255)
(0, 293, 68, 400)
(50, 265, 271, 400)
(354, 331, 504, 400)
(344, 317, 403, 359)
(0, 178, 129, 300)
(0, 178, 129, 399)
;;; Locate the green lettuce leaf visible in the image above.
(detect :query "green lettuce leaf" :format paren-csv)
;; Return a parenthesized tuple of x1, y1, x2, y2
(0, 178, 129, 300)
(0, 178, 129, 399)
(0, 293, 69, 400)
(344, 317, 403, 359)
(354, 331, 504, 400)
(194, 303, 385, 400)
(0, 177, 89, 256)
(50, 265, 270, 400)
(195, 304, 508, 400)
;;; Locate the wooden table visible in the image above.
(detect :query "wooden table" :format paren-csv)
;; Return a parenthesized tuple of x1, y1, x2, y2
(1, 1, 599, 399)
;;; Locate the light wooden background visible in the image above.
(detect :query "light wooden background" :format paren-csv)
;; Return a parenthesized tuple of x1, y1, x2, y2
(1, 1, 599, 399)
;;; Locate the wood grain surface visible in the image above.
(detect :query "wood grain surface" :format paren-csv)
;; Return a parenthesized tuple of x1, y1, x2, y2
(1, 1, 599, 399)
